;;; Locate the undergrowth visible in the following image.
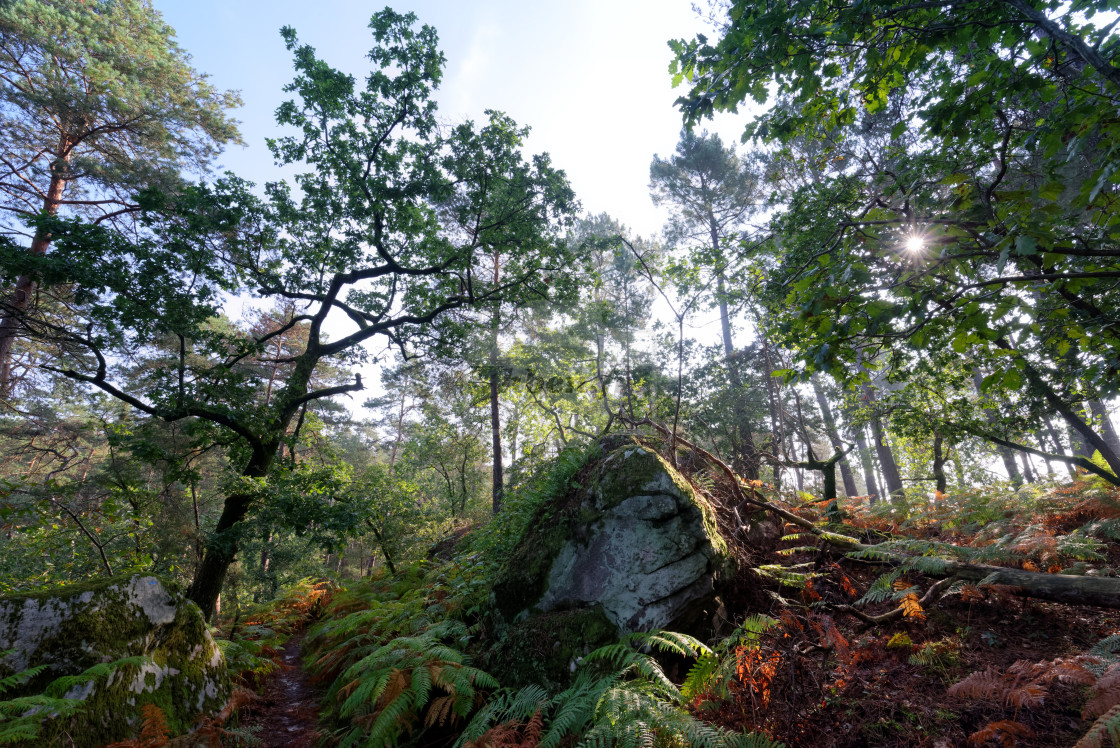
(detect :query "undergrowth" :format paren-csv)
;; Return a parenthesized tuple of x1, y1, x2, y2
(300, 441, 777, 747)
(0, 654, 148, 745)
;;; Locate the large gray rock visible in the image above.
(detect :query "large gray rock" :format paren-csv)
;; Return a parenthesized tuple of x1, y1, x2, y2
(492, 441, 731, 636)
(0, 574, 229, 746)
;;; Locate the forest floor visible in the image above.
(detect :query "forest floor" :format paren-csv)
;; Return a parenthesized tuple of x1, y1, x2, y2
(707, 553, 1120, 747)
(237, 633, 322, 747)
(220, 470, 1120, 748)
(692, 477, 1120, 748)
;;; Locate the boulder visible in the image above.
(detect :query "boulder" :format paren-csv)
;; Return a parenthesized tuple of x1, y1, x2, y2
(492, 440, 731, 639)
(0, 574, 229, 745)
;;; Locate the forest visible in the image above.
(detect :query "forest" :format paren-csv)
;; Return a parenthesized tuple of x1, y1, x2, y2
(2, 0, 1120, 746)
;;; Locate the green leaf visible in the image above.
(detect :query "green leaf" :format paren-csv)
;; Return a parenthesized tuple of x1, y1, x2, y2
(1014, 236, 1038, 255)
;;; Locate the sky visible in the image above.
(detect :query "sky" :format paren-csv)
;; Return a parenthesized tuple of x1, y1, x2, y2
(156, 0, 751, 241)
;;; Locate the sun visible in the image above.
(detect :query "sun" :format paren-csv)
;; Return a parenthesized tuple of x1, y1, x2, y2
(905, 234, 924, 253)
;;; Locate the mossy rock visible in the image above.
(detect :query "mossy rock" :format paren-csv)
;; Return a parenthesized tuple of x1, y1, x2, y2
(491, 441, 731, 637)
(0, 574, 230, 745)
(484, 606, 619, 690)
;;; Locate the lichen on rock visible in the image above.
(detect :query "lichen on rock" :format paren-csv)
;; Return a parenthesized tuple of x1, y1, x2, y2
(0, 574, 230, 745)
(491, 440, 732, 643)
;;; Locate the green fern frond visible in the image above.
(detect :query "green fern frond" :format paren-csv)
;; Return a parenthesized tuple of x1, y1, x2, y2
(854, 569, 904, 606)
(780, 533, 815, 543)
(902, 555, 951, 575)
(755, 563, 821, 589)
(742, 732, 786, 748)
(1056, 531, 1106, 562)
(1083, 518, 1120, 541)
(42, 655, 150, 698)
(0, 665, 46, 697)
(682, 652, 721, 702)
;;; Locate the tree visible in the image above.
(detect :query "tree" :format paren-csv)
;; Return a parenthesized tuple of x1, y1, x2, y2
(671, 0, 1120, 482)
(650, 130, 766, 477)
(811, 376, 859, 498)
(409, 112, 577, 514)
(0, 9, 575, 620)
(0, 0, 242, 395)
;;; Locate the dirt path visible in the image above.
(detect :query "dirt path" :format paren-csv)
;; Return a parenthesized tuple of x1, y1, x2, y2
(241, 634, 321, 747)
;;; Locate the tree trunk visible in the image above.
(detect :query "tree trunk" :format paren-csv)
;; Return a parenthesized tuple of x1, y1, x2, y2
(1044, 416, 1079, 477)
(971, 370, 1024, 484)
(389, 392, 406, 470)
(260, 531, 272, 575)
(767, 494, 1120, 610)
(1020, 451, 1037, 483)
(852, 427, 879, 503)
(869, 414, 904, 502)
(760, 332, 784, 488)
(489, 251, 504, 514)
(0, 162, 69, 397)
(855, 352, 902, 502)
(933, 431, 948, 494)
(812, 377, 859, 497)
(489, 347, 503, 514)
(718, 273, 760, 480)
(1069, 420, 1094, 460)
(1007, 347, 1120, 476)
(187, 447, 275, 621)
(1090, 401, 1120, 459)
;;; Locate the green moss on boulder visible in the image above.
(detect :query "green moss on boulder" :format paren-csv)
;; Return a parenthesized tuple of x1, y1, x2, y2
(484, 607, 618, 690)
(491, 441, 732, 639)
(0, 574, 229, 745)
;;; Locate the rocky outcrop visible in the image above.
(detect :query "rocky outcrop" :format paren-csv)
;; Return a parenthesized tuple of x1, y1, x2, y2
(0, 574, 229, 745)
(492, 440, 731, 640)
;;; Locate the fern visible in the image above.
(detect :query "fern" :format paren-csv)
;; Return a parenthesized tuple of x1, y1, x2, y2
(42, 655, 150, 699)
(0, 655, 151, 745)
(457, 629, 754, 748)
(0, 664, 46, 697)
(1076, 703, 1120, 748)
(853, 569, 904, 606)
(950, 655, 1105, 745)
(741, 734, 785, 748)
(755, 563, 822, 589)
(325, 621, 498, 746)
(682, 615, 779, 703)
(909, 638, 961, 674)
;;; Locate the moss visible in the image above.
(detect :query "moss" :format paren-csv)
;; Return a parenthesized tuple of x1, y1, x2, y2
(0, 574, 229, 746)
(485, 607, 618, 690)
(591, 446, 677, 510)
(0, 572, 182, 603)
(491, 515, 577, 623)
(694, 486, 731, 564)
(595, 445, 730, 566)
(489, 442, 733, 626)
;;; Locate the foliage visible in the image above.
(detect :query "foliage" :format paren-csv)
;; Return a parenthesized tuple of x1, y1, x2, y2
(328, 620, 497, 747)
(0, 5, 578, 619)
(670, 0, 1120, 486)
(0, 653, 150, 745)
(0, 0, 241, 227)
(682, 614, 780, 703)
(457, 631, 757, 748)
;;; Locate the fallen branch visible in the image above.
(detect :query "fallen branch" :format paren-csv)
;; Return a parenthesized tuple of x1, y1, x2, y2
(833, 577, 957, 628)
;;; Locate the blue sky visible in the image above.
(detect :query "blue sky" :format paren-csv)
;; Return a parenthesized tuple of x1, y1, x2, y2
(156, 0, 749, 239)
